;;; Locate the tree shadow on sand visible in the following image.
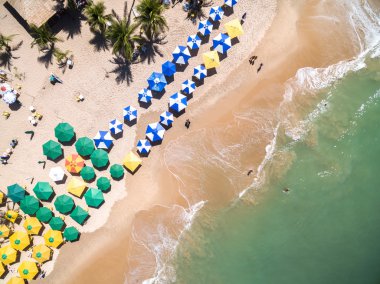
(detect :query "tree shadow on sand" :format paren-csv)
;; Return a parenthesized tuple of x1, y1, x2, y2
(37, 47, 55, 68)
(138, 35, 167, 65)
(89, 31, 109, 52)
(0, 41, 23, 70)
(51, 10, 83, 40)
(109, 56, 133, 85)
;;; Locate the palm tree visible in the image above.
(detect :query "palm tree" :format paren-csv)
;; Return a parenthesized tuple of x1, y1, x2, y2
(106, 5, 141, 61)
(30, 24, 61, 50)
(53, 48, 71, 64)
(135, 0, 168, 39)
(84, 1, 112, 33)
(0, 34, 15, 53)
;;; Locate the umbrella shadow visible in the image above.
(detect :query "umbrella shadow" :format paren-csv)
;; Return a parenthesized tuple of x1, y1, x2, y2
(109, 56, 133, 85)
(124, 164, 142, 175)
(199, 33, 210, 44)
(68, 232, 81, 243)
(193, 77, 205, 87)
(124, 118, 137, 127)
(210, 20, 220, 30)
(183, 92, 194, 101)
(48, 151, 64, 163)
(88, 200, 105, 209)
(231, 37, 240, 46)
(139, 101, 152, 109)
(165, 75, 174, 84)
(137, 151, 150, 158)
(152, 89, 166, 100)
(54, 174, 67, 185)
(111, 132, 123, 140)
(112, 174, 124, 181)
(43, 192, 57, 203)
(171, 108, 186, 118)
(60, 134, 77, 146)
(89, 31, 109, 52)
(219, 52, 228, 61)
(8, 100, 22, 111)
(207, 68, 217, 77)
(189, 48, 199, 57)
(175, 62, 189, 72)
(223, 6, 234, 16)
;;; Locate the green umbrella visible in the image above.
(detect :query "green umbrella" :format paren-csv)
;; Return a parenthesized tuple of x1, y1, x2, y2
(49, 217, 65, 231)
(110, 164, 124, 179)
(84, 188, 104, 208)
(20, 195, 40, 215)
(70, 206, 89, 225)
(42, 140, 63, 160)
(96, 177, 111, 192)
(80, 166, 95, 181)
(54, 194, 75, 214)
(63, 226, 80, 242)
(90, 149, 109, 168)
(33, 182, 54, 201)
(36, 207, 53, 223)
(7, 183, 25, 202)
(75, 137, 95, 157)
(54, 122, 75, 142)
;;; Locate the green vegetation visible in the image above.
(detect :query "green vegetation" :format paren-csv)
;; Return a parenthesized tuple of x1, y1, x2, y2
(84, 1, 112, 33)
(30, 24, 61, 50)
(136, 0, 168, 39)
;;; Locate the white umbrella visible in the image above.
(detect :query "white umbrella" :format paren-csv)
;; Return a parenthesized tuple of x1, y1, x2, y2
(2, 91, 16, 104)
(49, 167, 65, 182)
(0, 83, 12, 95)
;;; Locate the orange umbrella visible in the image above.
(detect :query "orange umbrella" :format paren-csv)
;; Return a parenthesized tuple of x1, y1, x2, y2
(65, 154, 85, 174)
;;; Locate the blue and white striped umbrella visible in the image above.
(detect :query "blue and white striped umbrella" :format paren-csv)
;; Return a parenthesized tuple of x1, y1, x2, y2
(162, 61, 176, 77)
(146, 122, 165, 143)
(123, 106, 138, 122)
(172, 46, 191, 64)
(224, 0, 237, 7)
(138, 88, 153, 104)
(209, 6, 224, 21)
(137, 139, 152, 155)
(159, 111, 174, 127)
(213, 33, 232, 54)
(198, 20, 213, 36)
(169, 93, 188, 113)
(109, 119, 123, 135)
(93, 130, 113, 149)
(181, 80, 196, 95)
(187, 34, 201, 50)
(147, 72, 167, 92)
(193, 64, 207, 80)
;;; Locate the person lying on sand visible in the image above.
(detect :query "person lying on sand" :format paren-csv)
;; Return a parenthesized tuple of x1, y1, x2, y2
(257, 63, 264, 73)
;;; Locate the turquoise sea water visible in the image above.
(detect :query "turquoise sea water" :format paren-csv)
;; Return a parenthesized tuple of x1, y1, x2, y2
(174, 59, 380, 283)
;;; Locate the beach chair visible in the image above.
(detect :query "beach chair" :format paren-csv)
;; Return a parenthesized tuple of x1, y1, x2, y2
(2, 112, 10, 119)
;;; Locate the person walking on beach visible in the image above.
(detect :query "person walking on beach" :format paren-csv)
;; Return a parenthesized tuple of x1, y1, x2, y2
(185, 119, 191, 129)
(257, 63, 264, 73)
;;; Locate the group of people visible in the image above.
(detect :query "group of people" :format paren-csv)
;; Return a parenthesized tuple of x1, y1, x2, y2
(249, 56, 264, 73)
(0, 139, 18, 164)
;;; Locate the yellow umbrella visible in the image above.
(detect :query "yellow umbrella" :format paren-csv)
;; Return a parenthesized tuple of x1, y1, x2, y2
(0, 224, 10, 238)
(224, 19, 244, 38)
(7, 277, 25, 284)
(67, 177, 87, 198)
(0, 245, 18, 265)
(123, 151, 142, 173)
(32, 244, 52, 263)
(44, 229, 63, 248)
(5, 210, 18, 223)
(65, 153, 85, 173)
(202, 51, 220, 69)
(10, 231, 30, 251)
(0, 261, 5, 277)
(18, 261, 39, 280)
(23, 217, 43, 235)
(0, 191, 4, 203)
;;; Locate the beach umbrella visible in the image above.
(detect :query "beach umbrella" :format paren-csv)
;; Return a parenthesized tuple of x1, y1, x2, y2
(44, 230, 63, 248)
(0, 83, 11, 95)
(137, 139, 152, 155)
(93, 130, 113, 150)
(54, 194, 75, 214)
(0, 225, 10, 238)
(18, 261, 39, 280)
(213, 33, 232, 54)
(67, 177, 88, 198)
(7, 183, 25, 203)
(0, 262, 5, 278)
(65, 153, 85, 174)
(203, 51, 220, 69)
(224, 18, 244, 38)
(209, 6, 224, 21)
(224, 0, 238, 7)
(90, 149, 109, 168)
(23, 217, 42, 235)
(181, 79, 196, 95)
(193, 64, 207, 80)
(109, 119, 123, 135)
(187, 34, 201, 49)
(198, 20, 213, 36)
(32, 244, 52, 263)
(110, 164, 124, 179)
(49, 166, 65, 182)
(3, 91, 17, 104)
(5, 210, 18, 223)
(33, 182, 54, 201)
(75, 137, 95, 157)
(80, 166, 95, 181)
(7, 277, 25, 284)
(49, 217, 65, 231)
(36, 207, 53, 223)
(84, 188, 104, 208)
(146, 122, 165, 143)
(123, 151, 142, 173)
(63, 226, 80, 242)
(123, 105, 138, 122)
(0, 245, 18, 265)
(169, 93, 188, 113)
(0, 191, 4, 203)
(147, 72, 167, 92)
(54, 122, 75, 143)
(138, 88, 153, 104)
(96, 177, 111, 192)
(42, 140, 63, 160)
(162, 60, 176, 77)
(10, 231, 30, 250)
(172, 46, 191, 65)
(70, 206, 89, 225)
(20, 195, 40, 215)
(159, 111, 174, 127)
